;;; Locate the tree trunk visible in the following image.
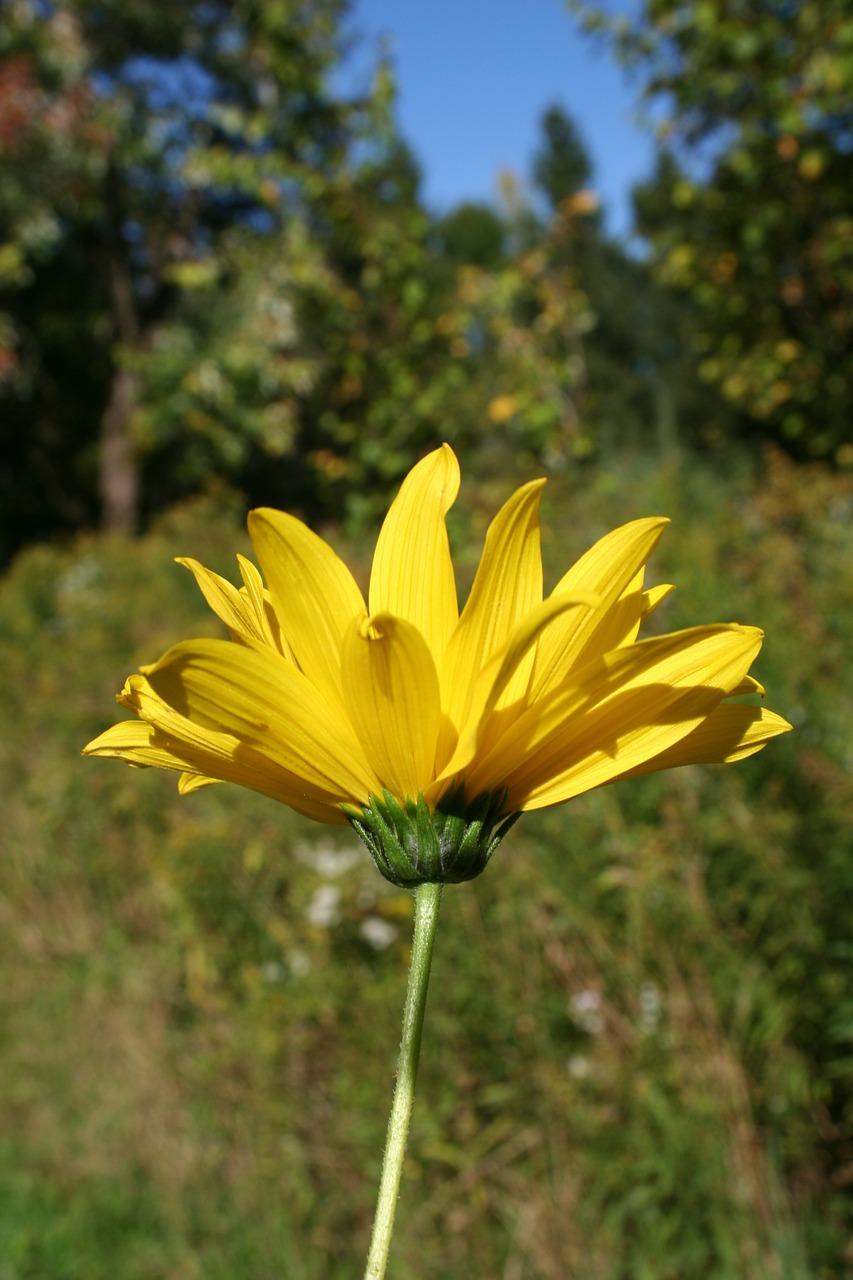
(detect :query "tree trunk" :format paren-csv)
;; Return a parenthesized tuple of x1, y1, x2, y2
(99, 366, 139, 534)
(99, 154, 141, 533)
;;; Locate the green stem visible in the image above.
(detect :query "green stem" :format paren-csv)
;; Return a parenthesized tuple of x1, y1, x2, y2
(364, 879, 443, 1280)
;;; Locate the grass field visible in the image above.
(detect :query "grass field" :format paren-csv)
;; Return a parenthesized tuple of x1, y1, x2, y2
(1, 446, 850, 1278)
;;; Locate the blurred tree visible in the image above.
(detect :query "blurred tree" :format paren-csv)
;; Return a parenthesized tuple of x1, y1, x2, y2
(0, 8, 624, 560)
(532, 103, 595, 214)
(569, 0, 853, 462)
(0, 6, 609, 561)
(435, 202, 506, 271)
(0, 0, 408, 556)
(521, 104, 736, 457)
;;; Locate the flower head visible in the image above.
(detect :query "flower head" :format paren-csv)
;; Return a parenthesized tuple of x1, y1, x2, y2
(85, 446, 790, 884)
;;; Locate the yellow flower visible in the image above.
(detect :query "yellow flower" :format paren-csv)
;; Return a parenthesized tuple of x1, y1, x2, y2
(84, 445, 790, 884)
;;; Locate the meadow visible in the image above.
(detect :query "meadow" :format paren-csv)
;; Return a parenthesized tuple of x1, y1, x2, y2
(1, 444, 851, 1279)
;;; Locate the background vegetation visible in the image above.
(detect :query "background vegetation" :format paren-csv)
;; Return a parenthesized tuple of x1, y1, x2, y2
(1, 1, 851, 1276)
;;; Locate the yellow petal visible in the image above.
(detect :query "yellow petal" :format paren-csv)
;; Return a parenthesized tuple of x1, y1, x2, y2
(248, 508, 365, 707)
(593, 574, 674, 655)
(369, 445, 460, 672)
(178, 771, 221, 794)
(130, 638, 379, 804)
(427, 591, 599, 793)
(642, 583, 675, 619)
(530, 517, 669, 700)
(591, 566, 646, 650)
(341, 612, 442, 801)
(176, 557, 265, 645)
(236, 553, 291, 657)
(466, 624, 764, 809)
(442, 478, 546, 732)
(553, 517, 669, 598)
(86, 712, 352, 823)
(84, 719, 190, 770)
(729, 673, 766, 697)
(615, 705, 792, 779)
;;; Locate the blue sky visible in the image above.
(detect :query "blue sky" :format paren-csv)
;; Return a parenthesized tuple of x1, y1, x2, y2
(345, 0, 656, 239)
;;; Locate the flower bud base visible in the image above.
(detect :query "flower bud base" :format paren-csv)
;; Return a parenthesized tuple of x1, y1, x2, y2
(346, 785, 519, 888)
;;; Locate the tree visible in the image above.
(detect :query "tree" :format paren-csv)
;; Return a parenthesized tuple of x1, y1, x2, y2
(532, 103, 595, 213)
(568, 0, 853, 461)
(515, 104, 733, 456)
(0, 0, 386, 554)
(0, 5, 595, 560)
(435, 202, 506, 271)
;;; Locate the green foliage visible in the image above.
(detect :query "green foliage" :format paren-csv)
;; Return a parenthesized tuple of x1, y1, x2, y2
(0, 5, 621, 562)
(1, 451, 851, 1277)
(435, 201, 507, 271)
(508, 105, 738, 461)
(3, 0, 850, 572)
(0, 0, 405, 548)
(571, 0, 853, 461)
(532, 103, 595, 212)
(0, 4, 732, 563)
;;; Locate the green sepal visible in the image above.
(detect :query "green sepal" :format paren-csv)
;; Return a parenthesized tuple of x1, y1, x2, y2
(344, 783, 520, 888)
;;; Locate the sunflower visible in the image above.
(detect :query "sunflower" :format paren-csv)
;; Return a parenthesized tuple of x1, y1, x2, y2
(85, 444, 789, 884)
